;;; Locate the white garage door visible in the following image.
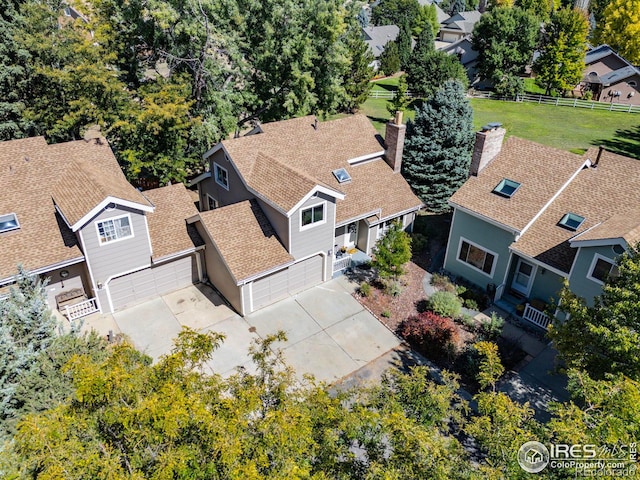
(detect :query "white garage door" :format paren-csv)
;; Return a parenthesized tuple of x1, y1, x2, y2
(109, 255, 195, 311)
(251, 255, 323, 311)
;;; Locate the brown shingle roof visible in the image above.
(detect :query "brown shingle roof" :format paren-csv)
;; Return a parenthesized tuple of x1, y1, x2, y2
(0, 136, 156, 282)
(0, 138, 83, 281)
(144, 184, 203, 261)
(218, 115, 422, 219)
(450, 137, 587, 232)
(49, 138, 152, 227)
(512, 148, 640, 272)
(198, 200, 293, 282)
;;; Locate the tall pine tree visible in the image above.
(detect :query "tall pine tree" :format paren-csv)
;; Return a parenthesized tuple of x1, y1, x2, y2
(396, 21, 413, 70)
(401, 80, 474, 212)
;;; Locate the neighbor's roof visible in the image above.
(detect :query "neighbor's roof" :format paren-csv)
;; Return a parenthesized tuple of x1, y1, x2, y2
(599, 66, 640, 86)
(585, 44, 620, 65)
(144, 184, 204, 261)
(512, 148, 640, 272)
(198, 200, 293, 283)
(218, 115, 422, 223)
(449, 137, 588, 233)
(441, 10, 481, 33)
(362, 25, 399, 58)
(49, 138, 152, 228)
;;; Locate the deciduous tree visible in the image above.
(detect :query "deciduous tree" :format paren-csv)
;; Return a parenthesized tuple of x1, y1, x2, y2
(594, 0, 640, 64)
(533, 7, 589, 95)
(550, 244, 640, 380)
(402, 80, 474, 212)
(472, 6, 539, 93)
(372, 0, 421, 28)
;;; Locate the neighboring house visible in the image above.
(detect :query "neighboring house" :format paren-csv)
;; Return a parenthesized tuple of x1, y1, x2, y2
(444, 124, 640, 329)
(579, 45, 640, 104)
(362, 25, 400, 70)
(438, 35, 478, 81)
(439, 11, 481, 43)
(190, 114, 423, 315)
(0, 136, 204, 319)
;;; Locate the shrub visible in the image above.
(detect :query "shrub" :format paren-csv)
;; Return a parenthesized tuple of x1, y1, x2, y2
(398, 311, 460, 359)
(430, 273, 457, 294)
(381, 310, 391, 318)
(385, 280, 402, 297)
(478, 312, 504, 341)
(410, 233, 429, 254)
(464, 298, 478, 310)
(460, 314, 476, 330)
(428, 291, 462, 318)
(359, 282, 371, 297)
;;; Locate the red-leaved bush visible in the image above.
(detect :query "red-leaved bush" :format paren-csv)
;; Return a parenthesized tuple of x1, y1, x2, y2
(398, 311, 460, 359)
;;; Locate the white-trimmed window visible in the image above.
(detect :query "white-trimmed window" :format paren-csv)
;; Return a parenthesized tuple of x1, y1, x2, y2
(96, 215, 133, 244)
(587, 253, 619, 285)
(300, 203, 325, 229)
(457, 238, 497, 277)
(377, 220, 393, 239)
(214, 163, 229, 190)
(207, 194, 218, 211)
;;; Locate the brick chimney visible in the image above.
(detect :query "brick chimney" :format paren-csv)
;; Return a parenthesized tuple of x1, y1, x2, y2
(384, 111, 406, 173)
(469, 123, 506, 176)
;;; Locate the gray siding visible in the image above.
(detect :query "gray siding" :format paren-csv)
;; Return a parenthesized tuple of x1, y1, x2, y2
(79, 205, 152, 287)
(257, 199, 289, 251)
(444, 209, 516, 291)
(290, 193, 335, 276)
(200, 150, 253, 208)
(195, 222, 243, 314)
(529, 267, 563, 304)
(568, 245, 619, 306)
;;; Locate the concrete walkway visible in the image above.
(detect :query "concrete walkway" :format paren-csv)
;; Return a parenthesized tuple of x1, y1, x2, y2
(82, 278, 401, 382)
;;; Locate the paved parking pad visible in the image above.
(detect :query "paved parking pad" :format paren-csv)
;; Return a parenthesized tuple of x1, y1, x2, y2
(86, 279, 402, 384)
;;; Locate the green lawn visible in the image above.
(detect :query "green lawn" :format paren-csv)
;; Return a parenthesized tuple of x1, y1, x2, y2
(359, 88, 640, 158)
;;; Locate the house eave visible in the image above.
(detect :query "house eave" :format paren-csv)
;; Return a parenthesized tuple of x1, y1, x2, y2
(0, 256, 86, 287)
(448, 202, 521, 237)
(70, 196, 154, 232)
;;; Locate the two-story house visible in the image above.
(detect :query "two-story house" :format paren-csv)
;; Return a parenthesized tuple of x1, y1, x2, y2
(189, 114, 423, 315)
(579, 45, 640, 105)
(444, 124, 640, 329)
(0, 136, 204, 319)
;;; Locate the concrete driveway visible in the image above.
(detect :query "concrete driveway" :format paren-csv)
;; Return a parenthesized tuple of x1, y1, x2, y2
(82, 277, 401, 383)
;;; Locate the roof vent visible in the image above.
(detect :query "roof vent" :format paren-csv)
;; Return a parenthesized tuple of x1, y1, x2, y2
(332, 168, 352, 183)
(0, 213, 20, 233)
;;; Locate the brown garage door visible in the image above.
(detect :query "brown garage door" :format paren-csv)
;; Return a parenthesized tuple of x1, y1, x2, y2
(251, 255, 323, 311)
(108, 255, 195, 311)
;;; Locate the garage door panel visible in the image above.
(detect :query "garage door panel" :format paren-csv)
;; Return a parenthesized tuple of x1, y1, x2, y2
(108, 256, 195, 311)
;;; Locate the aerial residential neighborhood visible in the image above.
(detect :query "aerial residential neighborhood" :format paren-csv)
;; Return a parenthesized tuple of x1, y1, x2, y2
(1, 0, 639, 477)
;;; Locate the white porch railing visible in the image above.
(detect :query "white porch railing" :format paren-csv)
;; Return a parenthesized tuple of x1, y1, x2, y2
(523, 303, 551, 330)
(333, 254, 352, 272)
(64, 298, 100, 320)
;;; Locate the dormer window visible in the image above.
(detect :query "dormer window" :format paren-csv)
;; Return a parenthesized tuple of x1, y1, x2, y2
(0, 213, 19, 233)
(558, 212, 585, 231)
(214, 163, 229, 190)
(492, 178, 521, 198)
(332, 168, 351, 183)
(96, 214, 133, 244)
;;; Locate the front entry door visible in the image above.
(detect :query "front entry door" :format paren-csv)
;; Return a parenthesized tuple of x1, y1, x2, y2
(346, 222, 358, 247)
(511, 259, 535, 296)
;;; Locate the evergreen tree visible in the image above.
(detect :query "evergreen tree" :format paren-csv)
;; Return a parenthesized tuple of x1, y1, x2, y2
(341, 11, 375, 112)
(396, 21, 413, 69)
(401, 80, 474, 213)
(372, 220, 412, 282)
(379, 41, 401, 75)
(533, 7, 589, 95)
(407, 47, 468, 98)
(387, 74, 411, 116)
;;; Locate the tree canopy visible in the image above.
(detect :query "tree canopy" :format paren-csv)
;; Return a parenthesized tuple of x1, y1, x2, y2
(594, 0, 640, 65)
(402, 80, 475, 213)
(533, 7, 589, 96)
(2, 0, 374, 183)
(472, 6, 539, 95)
(550, 244, 640, 380)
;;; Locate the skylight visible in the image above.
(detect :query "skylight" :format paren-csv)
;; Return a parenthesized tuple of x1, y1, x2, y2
(333, 168, 352, 183)
(0, 213, 19, 233)
(558, 213, 585, 231)
(492, 178, 521, 198)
